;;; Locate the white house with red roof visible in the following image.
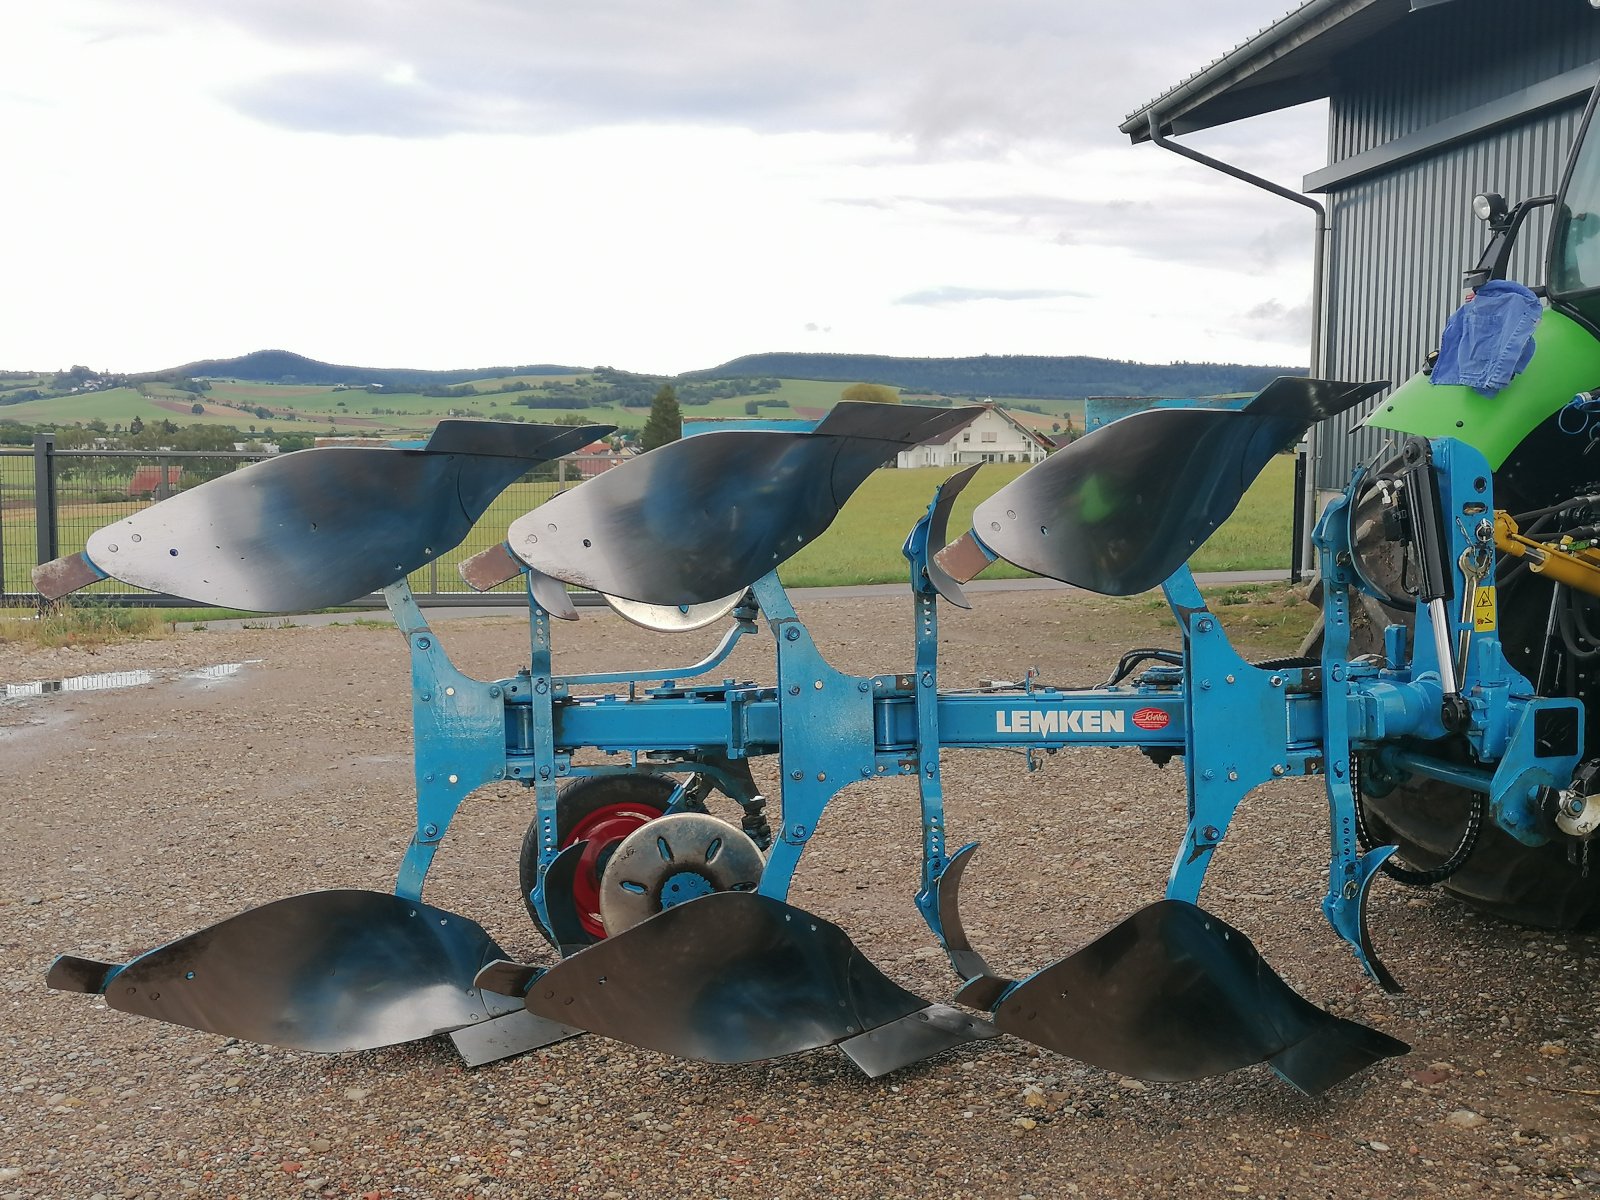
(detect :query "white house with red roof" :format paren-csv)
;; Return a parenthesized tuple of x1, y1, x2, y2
(895, 403, 1051, 468)
(569, 439, 635, 479)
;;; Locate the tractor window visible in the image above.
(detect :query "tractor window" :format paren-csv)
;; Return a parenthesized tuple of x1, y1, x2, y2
(1549, 86, 1600, 317)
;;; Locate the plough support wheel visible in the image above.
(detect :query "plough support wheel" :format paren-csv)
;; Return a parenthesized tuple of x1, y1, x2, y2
(597, 811, 764, 936)
(520, 773, 674, 945)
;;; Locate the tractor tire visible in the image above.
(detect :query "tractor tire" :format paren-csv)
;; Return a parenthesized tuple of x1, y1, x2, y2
(1337, 421, 1600, 929)
(1357, 769, 1600, 928)
(519, 773, 674, 946)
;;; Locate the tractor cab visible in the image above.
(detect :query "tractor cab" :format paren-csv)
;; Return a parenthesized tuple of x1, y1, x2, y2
(1549, 83, 1600, 333)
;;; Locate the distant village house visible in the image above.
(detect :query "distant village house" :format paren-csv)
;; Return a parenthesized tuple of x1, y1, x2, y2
(895, 403, 1051, 468)
(126, 465, 183, 497)
(569, 441, 636, 480)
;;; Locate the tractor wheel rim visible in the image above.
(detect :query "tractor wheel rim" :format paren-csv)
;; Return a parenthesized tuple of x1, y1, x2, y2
(566, 803, 662, 939)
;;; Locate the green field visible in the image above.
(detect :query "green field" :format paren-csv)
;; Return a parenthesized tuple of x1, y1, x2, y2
(778, 455, 1294, 587)
(2, 453, 1296, 600)
(0, 375, 891, 436)
(0, 372, 1101, 441)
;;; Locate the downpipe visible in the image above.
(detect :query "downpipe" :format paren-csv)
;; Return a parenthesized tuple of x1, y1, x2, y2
(1146, 113, 1329, 576)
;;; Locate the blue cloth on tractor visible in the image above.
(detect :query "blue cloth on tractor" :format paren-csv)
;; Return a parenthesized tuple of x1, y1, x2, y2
(1431, 279, 1542, 396)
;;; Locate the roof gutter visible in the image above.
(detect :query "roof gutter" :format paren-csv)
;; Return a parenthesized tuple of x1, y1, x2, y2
(1145, 112, 1328, 574)
(1123, 0, 1367, 141)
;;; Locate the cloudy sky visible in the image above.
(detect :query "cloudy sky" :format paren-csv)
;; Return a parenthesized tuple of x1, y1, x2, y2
(4, 1, 1326, 375)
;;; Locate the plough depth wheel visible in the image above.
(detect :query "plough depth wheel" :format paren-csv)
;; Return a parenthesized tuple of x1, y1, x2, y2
(520, 774, 672, 945)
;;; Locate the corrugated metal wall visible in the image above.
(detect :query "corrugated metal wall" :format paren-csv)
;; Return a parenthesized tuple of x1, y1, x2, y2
(1315, 0, 1600, 490)
(1329, 0, 1600, 160)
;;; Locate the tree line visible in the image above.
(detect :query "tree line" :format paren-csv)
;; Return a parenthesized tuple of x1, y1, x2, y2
(0, 418, 320, 453)
(686, 352, 1299, 400)
(514, 368, 783, 412)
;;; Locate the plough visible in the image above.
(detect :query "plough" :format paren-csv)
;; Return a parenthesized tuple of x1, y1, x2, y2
(34, 376, 1600, 1097)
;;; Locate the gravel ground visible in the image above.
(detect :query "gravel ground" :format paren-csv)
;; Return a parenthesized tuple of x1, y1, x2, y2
(1, 589, 1597, 1200)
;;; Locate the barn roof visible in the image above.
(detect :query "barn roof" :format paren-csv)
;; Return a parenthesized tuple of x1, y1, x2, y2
(1120, 0, 1457, 141)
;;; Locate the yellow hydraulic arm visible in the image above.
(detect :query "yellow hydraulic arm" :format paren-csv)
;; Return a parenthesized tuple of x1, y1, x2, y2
(1494, 511, 1600, 599)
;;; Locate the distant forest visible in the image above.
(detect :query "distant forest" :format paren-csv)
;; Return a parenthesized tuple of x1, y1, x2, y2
(686, 353, 1302, 399)
(17, 348, 1304, 406)
(149, 349, 583, 392)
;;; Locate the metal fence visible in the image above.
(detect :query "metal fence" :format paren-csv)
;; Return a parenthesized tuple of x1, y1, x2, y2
(0, 436, 606, 608)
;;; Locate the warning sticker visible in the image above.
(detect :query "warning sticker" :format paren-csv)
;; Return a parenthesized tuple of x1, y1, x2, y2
(1473, 586, 1497, 632)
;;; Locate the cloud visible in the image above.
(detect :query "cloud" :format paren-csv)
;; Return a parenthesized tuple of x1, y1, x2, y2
(226, 47, 850, 138)
(895, 285, 1088, 307)
(228, 71, 487, 137)
(856, 192, 1314, 271)
(116, 0, 1306, 153)
(6, 1, 1331, 374)
(1236, 298, 1312, 347)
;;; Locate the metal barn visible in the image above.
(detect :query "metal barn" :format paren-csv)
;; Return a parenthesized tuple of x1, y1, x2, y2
(1123, 0, 1600, 503)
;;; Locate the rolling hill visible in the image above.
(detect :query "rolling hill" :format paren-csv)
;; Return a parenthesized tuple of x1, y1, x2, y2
(687, 352, 1300, 400)
(0, 348, 1303, 438)
(146, 350, 584, 391)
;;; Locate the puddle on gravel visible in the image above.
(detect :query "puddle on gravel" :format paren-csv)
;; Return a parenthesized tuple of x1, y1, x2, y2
(182, 661, 257, 683)
(0, 660, 263, 703)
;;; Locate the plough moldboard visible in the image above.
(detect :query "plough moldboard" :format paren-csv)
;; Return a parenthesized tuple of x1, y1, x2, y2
(35, 390, 1596, 1097)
